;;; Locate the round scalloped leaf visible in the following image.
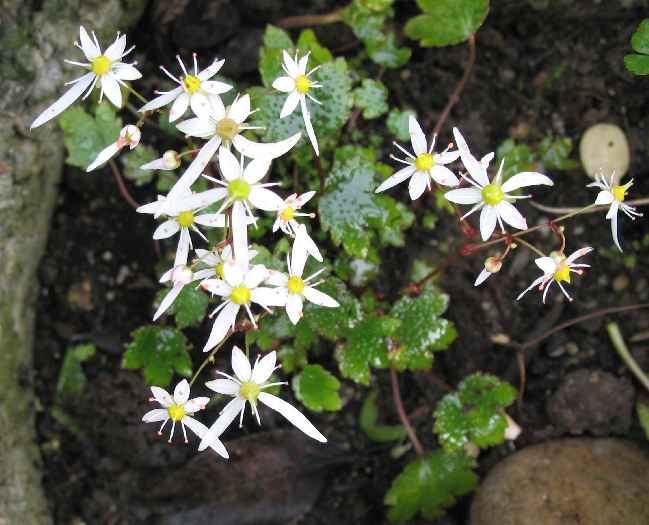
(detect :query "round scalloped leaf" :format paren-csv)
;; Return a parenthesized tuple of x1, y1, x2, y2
(292, 364, 342, 412)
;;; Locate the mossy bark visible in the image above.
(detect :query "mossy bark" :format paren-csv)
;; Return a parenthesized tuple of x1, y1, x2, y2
(0, 1, 145, 522)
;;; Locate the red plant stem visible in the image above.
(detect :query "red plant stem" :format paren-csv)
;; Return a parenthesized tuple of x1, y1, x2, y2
(390, 367, 424, 456)
(109, 159, 140, 209)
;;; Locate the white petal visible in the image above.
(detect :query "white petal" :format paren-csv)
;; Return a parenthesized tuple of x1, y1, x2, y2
(104, 34, 126, 61)
(282, 50, 300, 77)
(190, 91, 211, 118)
(301, 97, 319, 156)
(173, 379, 190, 404)
(497, 201, 527, 230)
(251, 287, 287, 307)
(205, 378, 240, 396)
(285, 293, 304, 324)
(248, 187, 284, 211)
(280, 91, 301, 118)
(244, 265, 270, 288)
(150, 386, 173, 407)
(429, 165, 459, 187)
(223, 258, 244, 287)
(176, 116, 214, 137)
(535, 257, 557, 275)
(408, 171, 428, 200)
(612, 212, 621, 251)
(112, 62, 141, 81)
(198, 58, 225, 81)
(153, 282, 183, 321)
(231, 201, 249, 270)
(201, 80, 232, 95)
(272, 76, 295, 93)
(228, 94, 251, 124)
(595, 190, 614, 205)
(408, 115, 428, 156)
(153, 219, 180, 239)
(479, 205, 497, 241)
(243, 158, 271, 184)
(474, 268, 491, 286)
(201, 278, 231, 296)
(291, 226, 310, 276)
(566, 247, 593, 264)
(303, 286, 339, 307)
(140, 158, 169, 171)
(444, 187, 483, 204)
(251, 351, 277, 384)
(79, 27, 100, 60)
(480, 152, 495, 168)
(453, 127, 489, 186)
(172, 136, 221, 191)
(218, 146, 241, 181)
(258, 392, 327, 443)
(298, 53, 309, 74)
(232, 346, 252, 382)
(295, 225, 322, 262)
(231, 132, 301, 160)
(501, 172, 554, 193)
(197, 397, 245, 452)
(170, 92, 190, 122)
(170, 188, 227, 214)
(606, 200, 620, 220)
(30, 73, 94, 129)
(203, 302, 239, 352)
(375, 165, 416, 193)
(142, 408, 168, 423)
(175, 228, 191, 267)
(435, 150, 461, 164)
(183, 417, 229, 458)
(516, 275, 546, 301)
(184, 397, 210, 414)
(101, 74, 122, 107)
(194, 213, 226, 227)
(86, 142, 120, 172)
(266, 270, 289, 287)
(295, 191, 316, 207)
(139, 87, 183, 112)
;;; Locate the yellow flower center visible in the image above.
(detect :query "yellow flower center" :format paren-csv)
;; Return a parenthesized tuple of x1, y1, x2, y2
(612, 185, 627, 202)
(554, 262, 571, 283)
(482, 183, 505, 206)
(239, 381, 261, 402)
(287, 275, 305, 294)
(91, 55, 112, 76)
(177, 210, 194, 228)
(414, 153, 434, 171)
(230, 285, 251, 305)
(216, 118, 240, 140)
(215, 262, 225, 279)
(167, 403, 185, 422)
(295, 75, 311, 94)
(182, 74, 201, 94)
(280, 207, 295, 222)
(228, 178, 251, 200)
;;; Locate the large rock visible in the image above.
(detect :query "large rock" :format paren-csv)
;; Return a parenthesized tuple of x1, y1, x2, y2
(0, 1, 145, 523)
(470, 439, 649, 525)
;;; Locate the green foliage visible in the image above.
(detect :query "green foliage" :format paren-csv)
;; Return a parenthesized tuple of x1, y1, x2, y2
(122, 326, 192, 387)
(277, 345, 307, 373)
(292, 364, 342, 412)
(496, 136, 577, 179)
(537, 136, 578, 170)
(360, 391, 407, 442)
(636, 398, 649, 441)
(384, 450, 478, 522)
(121, 144, 158, 186)
(56, 344, 96, 401)
(303, 277, 363, 341)
(434, 373, 517, 451)
(625, 19, 649, 75)
(342, 0, 411, 68)
(387, 109, 416, 142)
(335, 315, 400, 385)
(59, 103, 122, 169)
(368, 195, 416, 248)
(158, 286, 209, 329)
(353, 79, 389, 119)
(405, 0, 489, 47)
(389, 289, 457, 371)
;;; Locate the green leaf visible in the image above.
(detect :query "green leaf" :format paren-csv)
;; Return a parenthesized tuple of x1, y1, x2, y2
(56, 344, 96, 402)
(369, 195, 416, 247)
(387, 109, 416, 142)
(122, 326, 193, 387)
(246, 314, 296, 351)
(360, 391, 407, 442)
(292, 364, 342, 412)
(353, 79, 389, 119)
(303, 277, 363, 340)
(389, 290, 457, 371)
(58, 103, 122, 169)
(278, 345, 307, 373)
(366, 32, 411, 68)
(637, 397, 649, 441)
(121, 144, 158, 186)
(496, 138, 536, 180)
(297, 29, 333, 64)
(385, 450, 478, 522)
(434, 373, 517, 452)
(335, 315, 400, 385)
(624, 54, 649, 76)
(538, 136, 577, 171)
(630, 19, 649, 55)
(405, 0, 489, 47)
(161, 286, 209, 329)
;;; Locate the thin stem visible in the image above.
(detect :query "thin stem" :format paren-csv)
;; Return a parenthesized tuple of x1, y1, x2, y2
(189, 333, 232, 387)
(531, 196, 649, 215)
(390, 368, 424, 456)
(125, 84, 149, 105)
(607, 322, 649, 393)
(516, 237, 545, 257)
(275, 9, 345, 29)
(109, 159, 140, 209)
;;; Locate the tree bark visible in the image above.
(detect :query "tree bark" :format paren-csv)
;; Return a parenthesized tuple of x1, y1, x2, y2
(0, 1, 145, 522)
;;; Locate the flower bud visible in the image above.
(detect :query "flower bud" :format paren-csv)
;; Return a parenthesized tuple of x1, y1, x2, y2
(484, 256, 502, 274)
(118, 124, 141, 149)
(504, 413, 522, 441)
(171, 265, 193, 285)
(163, 150, 181, 170)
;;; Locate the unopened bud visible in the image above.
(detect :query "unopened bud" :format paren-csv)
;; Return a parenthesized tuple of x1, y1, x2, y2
(504, 413, 522, 441)
(163, 150, 181, 169)
(484, 256, 502, 274)
(118, 124, 141, 149)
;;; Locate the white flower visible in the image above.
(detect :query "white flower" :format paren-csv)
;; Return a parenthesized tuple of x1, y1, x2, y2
(140, 150, 181, 171)
(273, 191, 316, 234)
(200, 260, 286, 352)
(142, 379, 228, 458)
(153, 264, 213, 321)
(139, 54, 232, 121)
(267, 227, 338, 324)
(198, 347, 326, 451)
(272, 50, 322, 155)
(588, 172, 643, 252)
(87, 124, 140, 172)
(31, 27, 141, 129)
(474, 256, 502, 287)
(375, 116, 460, 199)
(194, 245, 258, 282)
(173, 94, 301, 193)
(445, 128, 554, 241)
(517, 247, 592, 303)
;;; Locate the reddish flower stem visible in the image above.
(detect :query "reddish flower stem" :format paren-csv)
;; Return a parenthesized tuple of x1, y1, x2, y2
(109, 159, 140, 210)
(390, 367, 424, 456)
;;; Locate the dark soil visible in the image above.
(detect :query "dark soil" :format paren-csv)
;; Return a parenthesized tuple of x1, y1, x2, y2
(35, 1, 649, 524)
